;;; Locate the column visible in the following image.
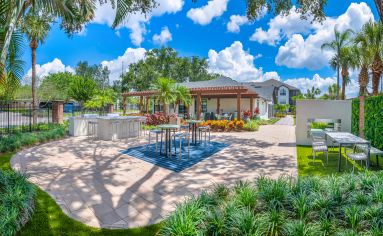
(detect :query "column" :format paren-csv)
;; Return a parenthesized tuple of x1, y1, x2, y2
(139, 96, 143, 114)
(216, 98, 220, 114)
(106, 103, 114, 113)
(52, 101, 64, 124)
(145, 97, 149, 114)
(122, 96, 127, 115)
(250, 96, 254, 118)
(237, 93, 241, 120)
(197, 93, 201, 120)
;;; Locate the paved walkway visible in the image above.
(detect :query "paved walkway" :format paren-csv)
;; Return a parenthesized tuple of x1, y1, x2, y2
(275, 115, 295, 126)
(11, 124, 297, 229)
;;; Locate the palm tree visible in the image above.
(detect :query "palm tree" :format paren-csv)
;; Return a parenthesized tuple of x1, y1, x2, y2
(352, 34, 374, 138)
(305, 86, 321, 99)
(330, 47, 355, 100)
(20, 10, 53, 123)
(356, 21, 383, 95)
(174, 85, 192, 114)
(154, 77, 177, 116)
(321, 28, 354, 99)
(0, 0, 156, 67)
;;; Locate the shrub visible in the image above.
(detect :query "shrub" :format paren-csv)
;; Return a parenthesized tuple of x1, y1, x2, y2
(311, 122, 328, 130)
(0, 124, 66, 153)
(243, 120, 259, 131)
(352, 95, 383, 150)
(0, 170, 36, 236)
(160, 172, 383, 236)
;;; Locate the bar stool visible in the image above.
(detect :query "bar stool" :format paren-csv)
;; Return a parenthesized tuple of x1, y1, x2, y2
(148, 129, 164, 153)
(172, 130, 190, 158)
(198, 126, 211, 144)
(111, 120, 120, 141)
(139, 117, 147, 137)
(87, 120, 98, 139)
(124, 119, 134, 142)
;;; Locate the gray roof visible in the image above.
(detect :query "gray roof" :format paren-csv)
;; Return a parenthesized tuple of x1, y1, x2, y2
(178, 76, 240, 88)
(244, 85, 274, 101)
(248, 79, 299, 91)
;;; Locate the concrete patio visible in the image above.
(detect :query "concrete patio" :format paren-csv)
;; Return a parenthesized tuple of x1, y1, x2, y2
(11, 122, 297, 229)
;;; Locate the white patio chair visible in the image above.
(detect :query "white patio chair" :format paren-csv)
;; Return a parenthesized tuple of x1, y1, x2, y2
(148, 129, 164, 153)
(346, 144, 370, 172)
(311, 135, 328, 164)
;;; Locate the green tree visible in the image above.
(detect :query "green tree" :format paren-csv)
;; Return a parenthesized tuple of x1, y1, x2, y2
(38, 72, 76, 101)
(355, 21, 383, 95)
(20, 9, 54, 123)
(75, 61, 110, 89)
(154, 77, 177, 116)
(330, 46, 355, 100)
(321, 28, 354, 99)
(320, 84, 338, 100)
(174, 85, 192, 114)
(68, 76, 97, 105)
(305, 86, 321, 99)
(84, 89, 116, 113)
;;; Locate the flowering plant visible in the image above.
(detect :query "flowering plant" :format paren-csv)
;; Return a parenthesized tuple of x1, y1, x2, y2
(255, 107, 260, 115)
(243, 110, 252, 117)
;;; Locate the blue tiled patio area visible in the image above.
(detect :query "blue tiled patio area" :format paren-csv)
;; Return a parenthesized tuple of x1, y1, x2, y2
(121, 141, 229, 172)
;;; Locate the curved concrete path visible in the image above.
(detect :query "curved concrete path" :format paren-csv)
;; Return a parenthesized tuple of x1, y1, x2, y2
(11, 123, 297, 229)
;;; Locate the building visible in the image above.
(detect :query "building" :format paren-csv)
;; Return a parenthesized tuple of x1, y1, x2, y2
(246, 79, 300, 106)
(122, 77, 299, 120)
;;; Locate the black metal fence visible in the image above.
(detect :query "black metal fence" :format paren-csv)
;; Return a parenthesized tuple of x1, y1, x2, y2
(0, 101, 52, 136)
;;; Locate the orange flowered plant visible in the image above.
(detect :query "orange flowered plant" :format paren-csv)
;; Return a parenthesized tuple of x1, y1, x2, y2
(203, 119, 245, 132)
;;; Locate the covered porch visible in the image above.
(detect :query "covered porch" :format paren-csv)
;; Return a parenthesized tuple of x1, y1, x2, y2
(122, 85, 259, 120)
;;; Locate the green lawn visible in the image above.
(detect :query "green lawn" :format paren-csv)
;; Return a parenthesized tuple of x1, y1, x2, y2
(0, 152, 161, 236)
(297, 145, 383, 176)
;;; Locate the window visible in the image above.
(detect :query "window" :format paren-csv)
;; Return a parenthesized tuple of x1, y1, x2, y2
(280, 88, 287, 96)
(279, 99, 287, 104)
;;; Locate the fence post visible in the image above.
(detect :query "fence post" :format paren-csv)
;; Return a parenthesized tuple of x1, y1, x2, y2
(7, 103, 10, 134)
(29, 103, 32, 132)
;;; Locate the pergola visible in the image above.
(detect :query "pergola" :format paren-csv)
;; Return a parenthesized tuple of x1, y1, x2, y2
(122, 85, 258, 120)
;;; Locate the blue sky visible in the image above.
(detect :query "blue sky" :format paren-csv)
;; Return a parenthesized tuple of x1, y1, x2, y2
(23, 0, 378, 97)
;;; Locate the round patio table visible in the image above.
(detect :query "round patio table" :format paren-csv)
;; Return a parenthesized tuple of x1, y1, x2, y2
(186, 120, 203, 146)
(158, 124, 180, 157)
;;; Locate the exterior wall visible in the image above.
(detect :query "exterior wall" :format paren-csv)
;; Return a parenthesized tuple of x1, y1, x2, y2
(296, 100, 352, 145)
(187, 97, 270, 119)
(277, 86, 289, 105)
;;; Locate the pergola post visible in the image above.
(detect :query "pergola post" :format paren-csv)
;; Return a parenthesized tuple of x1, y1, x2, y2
(216, 98, 220, 114)
(122, 96, 127, 115)
(139, 96, 144, 114)
(145, 97, 149, 114)
(197, 93, 201, 120)
(250, 96, 254, 118)
(237, 93, 241, 120)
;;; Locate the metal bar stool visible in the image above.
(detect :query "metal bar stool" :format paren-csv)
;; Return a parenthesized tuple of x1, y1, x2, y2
(198, 126, 211, 144)
(87, 120, 98, 139)
(148, 129, 164, 153)
(111, 120, 120, 141)
(172, 126, 191, 158)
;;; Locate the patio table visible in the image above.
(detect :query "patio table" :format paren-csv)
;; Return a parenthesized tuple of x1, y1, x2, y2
(186, 120, 203, 146)
(159, 124, 180, 157)
(325, 132, 370, 172)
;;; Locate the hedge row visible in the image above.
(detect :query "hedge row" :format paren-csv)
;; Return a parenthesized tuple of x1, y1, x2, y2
(352, 96, 383, 150)
(0, 124, 66, 153)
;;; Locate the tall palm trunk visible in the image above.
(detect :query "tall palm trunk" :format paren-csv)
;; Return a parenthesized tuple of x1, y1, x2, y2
(358, 65, 369, 138)
(341, 65, 349, 100)
(359, 65, 369, 96)
(30, 40, 38, 124)
(371, 55, 383, 95)
(336, 65, 340, 99)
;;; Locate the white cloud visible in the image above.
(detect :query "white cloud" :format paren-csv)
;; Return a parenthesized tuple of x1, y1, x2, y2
(152, 26, 172, 45)
(269, 2, 374, 70)
(23, 58, 74, 84)
(207, 41, 278, 82)
(92, 0, 183, 45)
(284, 73, 361, 98)
(227, 15, 248, 33)
(101, 47, 147, 82)
(187, 0, 229, 25)
(250, 6, 313, 46)
(263, 71, 280, 81)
